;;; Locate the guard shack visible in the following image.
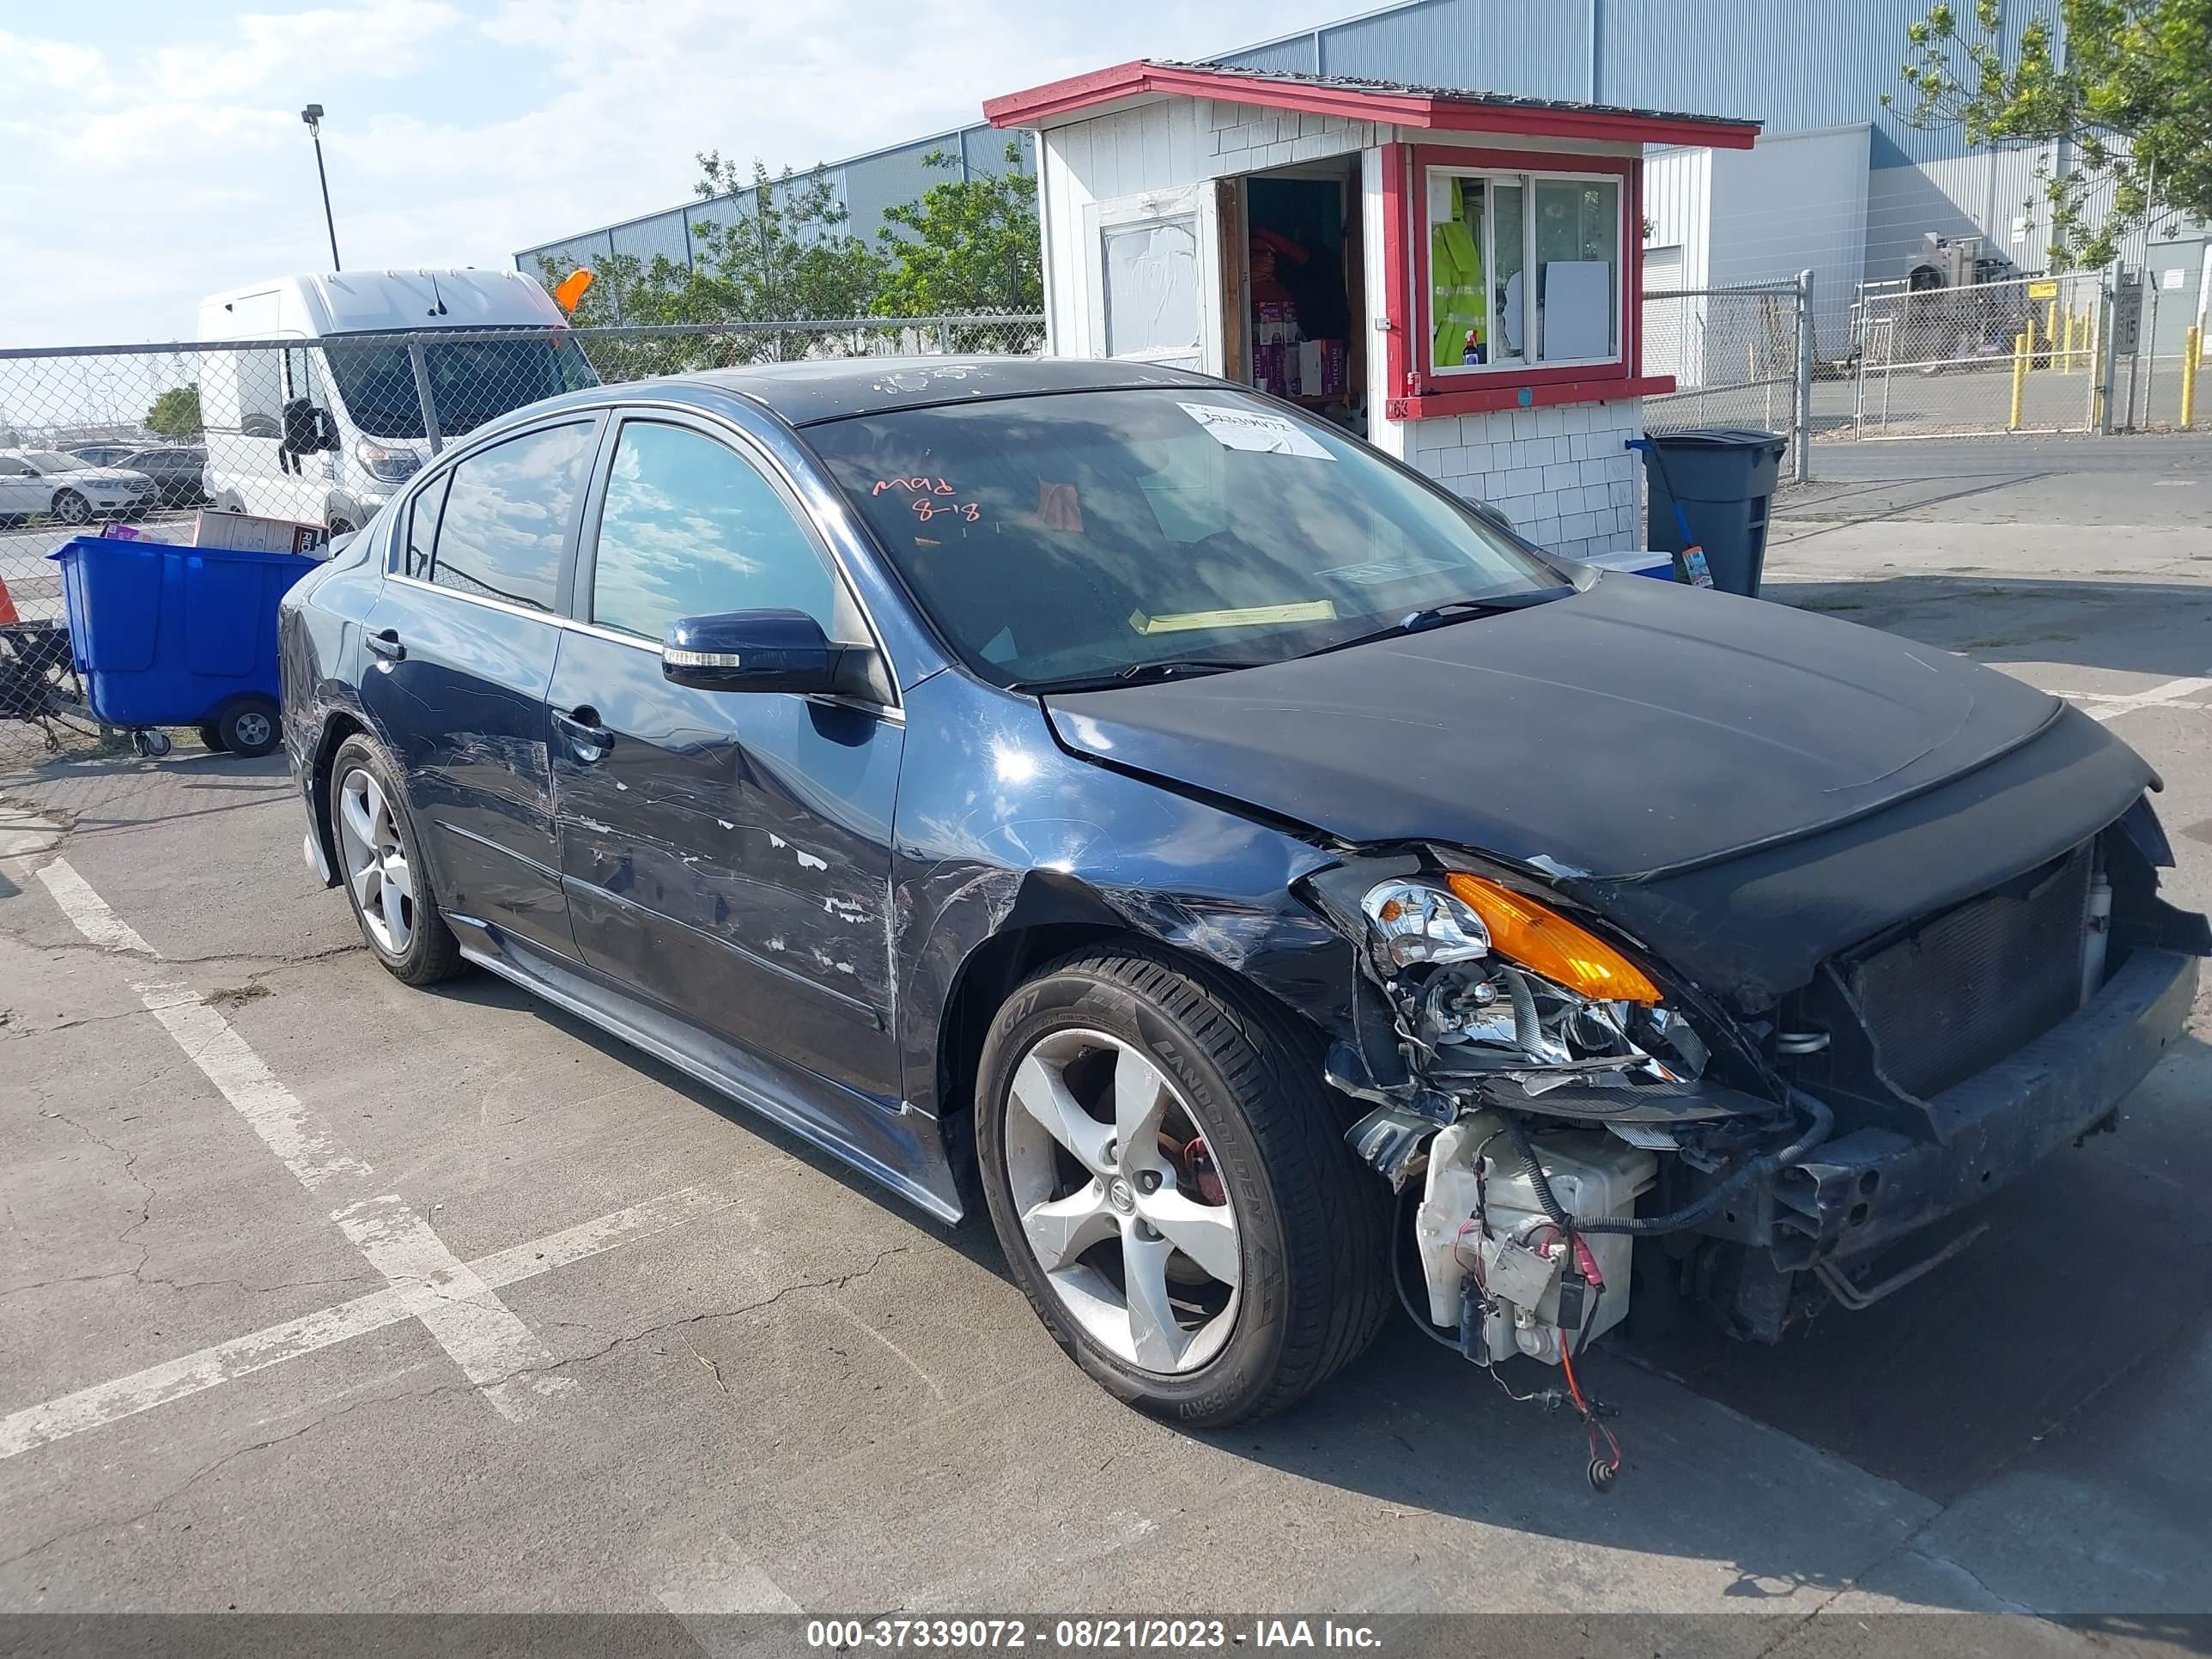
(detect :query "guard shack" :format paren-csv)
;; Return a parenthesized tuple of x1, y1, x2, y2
(986, 63, 1759, 559)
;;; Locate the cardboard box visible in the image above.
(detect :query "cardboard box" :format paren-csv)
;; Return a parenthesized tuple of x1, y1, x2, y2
(191, 509, 329, 556)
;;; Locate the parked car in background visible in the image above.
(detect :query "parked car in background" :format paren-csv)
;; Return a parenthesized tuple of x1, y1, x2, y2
(59, 442, 143, 468)
(0, 448, 157, 524)
(118, 445, 209, 507)
(279, 358, 2206, 1433)
(198, 270, 598, 536)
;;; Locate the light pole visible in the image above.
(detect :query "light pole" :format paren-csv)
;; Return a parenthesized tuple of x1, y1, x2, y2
(301, 103, 341, 271)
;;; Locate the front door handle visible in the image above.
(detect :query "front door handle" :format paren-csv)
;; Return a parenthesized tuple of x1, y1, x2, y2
(365, 629, 405, 662)
(553, 707, 614, 761)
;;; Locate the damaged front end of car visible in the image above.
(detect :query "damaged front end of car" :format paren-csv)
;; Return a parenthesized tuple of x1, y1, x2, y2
(1301, 853, 1810, 1387)
(1297, 815, 2205, 1445)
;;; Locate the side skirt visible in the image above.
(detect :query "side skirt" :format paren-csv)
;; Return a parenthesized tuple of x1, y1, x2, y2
(447, 913, 964, 1224)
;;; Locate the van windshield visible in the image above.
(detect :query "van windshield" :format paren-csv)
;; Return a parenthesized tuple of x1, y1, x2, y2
(321, 333, 600, 439)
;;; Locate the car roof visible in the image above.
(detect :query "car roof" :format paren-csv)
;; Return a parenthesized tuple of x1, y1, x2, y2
(674, 356, 1222, 428)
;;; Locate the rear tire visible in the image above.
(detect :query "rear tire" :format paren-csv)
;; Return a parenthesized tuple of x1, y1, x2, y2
(215, 696, 280, 758)
(197, 721, 225, 753)
(330, 732, 462, 986)
(975, 943, 1389, 1426)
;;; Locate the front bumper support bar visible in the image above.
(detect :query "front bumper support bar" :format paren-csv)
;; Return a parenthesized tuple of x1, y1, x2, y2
(1765, 948, 2198, 1268)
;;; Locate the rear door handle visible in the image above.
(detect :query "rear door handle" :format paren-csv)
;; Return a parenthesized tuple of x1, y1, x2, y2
(366, 629, 405, 662)
(553, 707, 614, 761)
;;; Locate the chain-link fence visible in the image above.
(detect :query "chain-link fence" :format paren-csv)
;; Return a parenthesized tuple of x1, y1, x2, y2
(1640, 280, 1808, 477)
(0, 314, 1045, 776)
(1844, 270, 2110, 437)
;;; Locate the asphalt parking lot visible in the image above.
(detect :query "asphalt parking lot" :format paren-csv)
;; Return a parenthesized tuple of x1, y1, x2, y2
(0, 436, 2207, 1650)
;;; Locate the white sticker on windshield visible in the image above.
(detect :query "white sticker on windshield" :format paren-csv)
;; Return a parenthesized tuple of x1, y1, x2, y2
(1176, 402, 1335, 460)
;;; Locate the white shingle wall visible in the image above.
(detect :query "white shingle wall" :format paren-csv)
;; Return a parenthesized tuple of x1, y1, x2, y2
(1406, 401, 1647, 559)
(1202, 100, 1375, 178)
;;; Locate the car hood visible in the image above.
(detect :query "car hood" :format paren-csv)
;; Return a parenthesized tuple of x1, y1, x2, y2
(61, 466, 150, 485)
(1042, 574, 2063, 882)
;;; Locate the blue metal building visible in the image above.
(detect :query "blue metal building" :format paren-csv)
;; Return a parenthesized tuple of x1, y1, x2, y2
(514, 0, 2118, 301)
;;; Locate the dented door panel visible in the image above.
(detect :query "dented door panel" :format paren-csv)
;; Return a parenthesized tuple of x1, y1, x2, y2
(359, 583, 574, 961)
(550, 627, 902, 1103)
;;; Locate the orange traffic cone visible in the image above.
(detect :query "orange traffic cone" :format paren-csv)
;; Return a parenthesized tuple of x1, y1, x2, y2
(0, 575, 19, 626)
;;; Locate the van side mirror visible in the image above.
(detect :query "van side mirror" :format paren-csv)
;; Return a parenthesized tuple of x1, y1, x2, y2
(662, 610, 884, 700)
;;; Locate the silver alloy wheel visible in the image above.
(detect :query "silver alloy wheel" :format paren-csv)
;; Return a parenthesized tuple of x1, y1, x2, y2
(231, 709, 273, 750)
(1002, 1027, 1241, 1375)
(337, 765, 415, 956)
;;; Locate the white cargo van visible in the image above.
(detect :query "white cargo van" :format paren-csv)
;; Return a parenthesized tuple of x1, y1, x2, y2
(197, 270, 598, 533)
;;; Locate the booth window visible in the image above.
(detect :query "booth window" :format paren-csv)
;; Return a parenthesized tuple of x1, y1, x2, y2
(1426, 167, 1621, 374)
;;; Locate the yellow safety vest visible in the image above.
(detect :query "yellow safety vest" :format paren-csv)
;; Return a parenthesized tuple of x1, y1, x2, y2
(1431, 179, 1487, 368)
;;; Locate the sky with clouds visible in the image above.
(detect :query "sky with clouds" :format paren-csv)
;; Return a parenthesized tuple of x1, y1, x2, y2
(2, 0, 1350, 346)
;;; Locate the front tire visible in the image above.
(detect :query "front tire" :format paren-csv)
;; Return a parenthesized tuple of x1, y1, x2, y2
(52, 490, 91, 526)
(330, 732, 462, 985)
(975, 945, 1389, 1426)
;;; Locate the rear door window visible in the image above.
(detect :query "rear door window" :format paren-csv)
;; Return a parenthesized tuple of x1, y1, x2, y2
(428, 422, 592, 611)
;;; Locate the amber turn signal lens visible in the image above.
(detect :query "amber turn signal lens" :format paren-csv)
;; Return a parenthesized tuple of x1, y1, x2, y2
(1443, 873, 1662, 1005)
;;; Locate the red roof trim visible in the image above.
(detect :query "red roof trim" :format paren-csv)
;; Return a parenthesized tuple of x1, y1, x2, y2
(984, 62, 1759, 149)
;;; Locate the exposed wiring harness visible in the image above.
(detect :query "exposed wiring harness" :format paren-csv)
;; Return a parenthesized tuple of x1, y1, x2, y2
(1391, 1183, 1622, 1485)
(1559, 1291, 1622, 1492)
(1502, 1087, 1837, 1237)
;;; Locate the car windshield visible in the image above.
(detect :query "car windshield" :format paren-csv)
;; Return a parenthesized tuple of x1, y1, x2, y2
(24, 452, 78, 471)
(807, 388, 1566, 689)
(321, 333, 600, 440)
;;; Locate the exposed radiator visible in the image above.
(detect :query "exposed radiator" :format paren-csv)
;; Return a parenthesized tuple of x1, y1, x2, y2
(1844, 842, 2094, 1099)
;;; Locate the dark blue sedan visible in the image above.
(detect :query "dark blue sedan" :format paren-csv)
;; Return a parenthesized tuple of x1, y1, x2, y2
(280, 358, 2203, 1432)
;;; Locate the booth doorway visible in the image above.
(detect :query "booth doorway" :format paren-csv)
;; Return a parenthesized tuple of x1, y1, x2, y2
(1221, 162, 1366, 434)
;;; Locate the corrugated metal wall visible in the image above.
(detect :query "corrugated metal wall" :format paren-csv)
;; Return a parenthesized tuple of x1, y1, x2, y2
(517, 0, 2093, 290)
(517, 130, 1033, 279)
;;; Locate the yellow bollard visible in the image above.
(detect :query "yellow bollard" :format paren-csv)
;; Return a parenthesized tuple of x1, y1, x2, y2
(2009, 330, 2030, 430)
(2184, 325, 2202, 428)
(2045, 299, 2058, 367)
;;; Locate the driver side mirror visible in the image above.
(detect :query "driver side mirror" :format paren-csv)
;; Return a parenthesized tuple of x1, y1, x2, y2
(662, 610, 885, 701)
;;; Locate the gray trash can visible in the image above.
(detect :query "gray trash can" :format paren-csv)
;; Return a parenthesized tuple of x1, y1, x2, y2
(1635, 428, 1788, 597)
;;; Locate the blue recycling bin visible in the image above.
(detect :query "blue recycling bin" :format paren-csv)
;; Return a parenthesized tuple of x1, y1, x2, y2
(51, 535, 320, 755)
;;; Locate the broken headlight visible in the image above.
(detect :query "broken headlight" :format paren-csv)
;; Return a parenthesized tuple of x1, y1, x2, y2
(1360, 879, 1491, 968)
(1358, 872, 1705, 1091)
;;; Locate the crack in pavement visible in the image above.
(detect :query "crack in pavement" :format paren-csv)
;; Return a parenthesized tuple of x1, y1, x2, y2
(512, 1243, 911, 1386)
(0, 1243, 911, 1579)
(0, 936, 363, 973)
(0, 1268, 379, 1304)
(33, 1107, 157, 1300)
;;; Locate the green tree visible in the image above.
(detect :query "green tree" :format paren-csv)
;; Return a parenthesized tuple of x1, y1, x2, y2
(1888, 0, 2212, 267)
(535, 156, 888, 367)
(147, 383, 202, 440)
(688, 155, 886, 329)
(874, 143, 1042, 316)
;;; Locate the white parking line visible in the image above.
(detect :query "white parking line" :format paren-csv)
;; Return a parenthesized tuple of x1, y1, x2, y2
(0, 1185, 737, 1461)
(2078, 676, 2212, 723)
(33, 856, 559, 1422)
